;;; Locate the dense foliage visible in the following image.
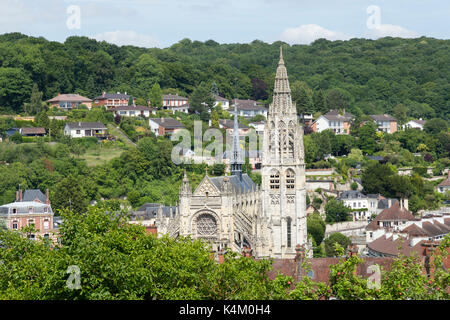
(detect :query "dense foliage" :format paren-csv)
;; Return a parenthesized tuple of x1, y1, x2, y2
(0, 208, 448, 300)
(0, 33, 449, 122)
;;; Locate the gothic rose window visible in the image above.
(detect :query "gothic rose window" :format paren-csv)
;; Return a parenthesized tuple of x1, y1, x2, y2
(196, 213, 217, 236)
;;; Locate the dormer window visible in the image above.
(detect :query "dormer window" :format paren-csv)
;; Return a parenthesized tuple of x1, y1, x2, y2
(12, 208, 17, 214)
(28, 207, 33, 214)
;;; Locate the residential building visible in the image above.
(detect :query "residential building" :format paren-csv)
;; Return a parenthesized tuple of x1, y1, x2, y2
(149, 118, 185, 137)
(367, 213, 450, 257)
(311, 109, 354, 134)
(437, 172, 450, 194)
(404, 119, 427, 130)
(64, 122, 108, 138)
(166, 103, 190, 114)
(0, 189, 54, 241)
(111, 105, 156, 118)
(93, 92, 134, 108)
(248, 121, 265, 135)
(162, 94, 189, 107)
(365, 199, 415, 243)
(231, 99, 268, 118)
(19, 127, 46, 137)
(369, 114, 398, 133)
(213, 94, 230, 110)
(338, 190, 397, 221)
(209, 119, 250, 136)
(47, 93, 92, 110)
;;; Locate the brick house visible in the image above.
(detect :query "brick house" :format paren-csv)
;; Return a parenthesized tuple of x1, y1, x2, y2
(148, 118, 185, 137)
(369, 114, 398, 134)
(0, 189, 55, 241)
(47, 93, 92, 110)
(93, 92, 135, 108)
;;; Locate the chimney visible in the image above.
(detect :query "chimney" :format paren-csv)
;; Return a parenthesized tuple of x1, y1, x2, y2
(388, 198, 392, 208)
(19, 189, 23, 202)
(295, 244, 305, 262)
(403, 198, 409, 211)
(400, 198, 403, 209)
(16, 191, 19, 202)
(102, 91, 105, 97)
(46, 188, 50, 205)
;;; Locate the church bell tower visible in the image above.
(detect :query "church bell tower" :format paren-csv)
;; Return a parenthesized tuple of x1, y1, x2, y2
(260, 47, 308, 259)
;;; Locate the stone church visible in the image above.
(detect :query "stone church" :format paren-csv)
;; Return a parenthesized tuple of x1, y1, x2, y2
(148, 48, 310, 259)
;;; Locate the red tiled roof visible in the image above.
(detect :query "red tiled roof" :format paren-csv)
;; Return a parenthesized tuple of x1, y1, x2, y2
(20, 127, 46, 135)
(401, 224, 429, 237)
(437, 173, 450, 187)
(367, 235, 426, 257)
(366, 201, 415, 231)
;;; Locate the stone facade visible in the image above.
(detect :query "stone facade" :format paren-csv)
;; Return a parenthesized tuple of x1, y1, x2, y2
(150, 48, 309, 259)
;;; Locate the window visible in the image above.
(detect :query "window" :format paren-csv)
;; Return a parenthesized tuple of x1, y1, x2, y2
(12, 221, 18, 230)
(28, 207, 33, 214)
(76, 130, 80, 134)
(270, 170, 280, 189)
(287, 217, 292, 248)
(12, 208, 17, 214)
(286, 169, 295, 189)
(44, 219, 50, 230)
(27, 219, 35, 227)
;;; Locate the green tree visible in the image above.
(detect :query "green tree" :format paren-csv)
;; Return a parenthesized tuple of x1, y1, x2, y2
(0, 68, 33, 112)
(325, 199, 351, 223)
(357, 122, 378, 155)
(424, 118, 448, 135)
(51, 174, 89, 214)
(324, 233, 351, 257)
(149, 83, 163, 108)
(190, 82, 215, 114)
(35, 110, 50, 128)
(307, 212, 326, 247)
(211, 108, 220, 128)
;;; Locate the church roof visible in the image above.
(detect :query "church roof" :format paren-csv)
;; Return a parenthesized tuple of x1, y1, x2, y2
(209, 174, 256, 194)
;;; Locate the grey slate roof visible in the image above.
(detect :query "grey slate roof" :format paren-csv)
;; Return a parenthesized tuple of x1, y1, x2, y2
(370, 114, 397, 122)
(22, 189, 46, 203)
(232, 99, 266, 111)
(323, 109, 354, 121)
(219, 119, 249, 129)
(131, 203, 178, 220)
(150, 118, 185, 129)
(209, 174, 256, 194)
(94, 93, 132, 100)
(47, 93, 92, 103)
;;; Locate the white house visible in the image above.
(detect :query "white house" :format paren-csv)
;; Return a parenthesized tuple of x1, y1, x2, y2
(404, 119, 427, 130)
(213, 94, 230, 110)
(437, 172, 450, 194)
(111, 105, 156, 118)
(64, 122, 108, 138)
(338, 190, 397, 221)
(248, 121, 265, 135)
(231, 99, 267, 118)
(311, 109, 354, 134)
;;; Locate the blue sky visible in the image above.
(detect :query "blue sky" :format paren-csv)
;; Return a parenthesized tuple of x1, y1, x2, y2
(0, 0, 448, 48)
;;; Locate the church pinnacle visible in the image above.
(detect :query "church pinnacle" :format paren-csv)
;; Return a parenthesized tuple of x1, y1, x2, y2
(231, 104, 244, 180)
(271, 46, 295, 115)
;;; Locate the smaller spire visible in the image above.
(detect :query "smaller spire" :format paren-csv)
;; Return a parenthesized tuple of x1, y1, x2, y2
(279, 45, 284, 65)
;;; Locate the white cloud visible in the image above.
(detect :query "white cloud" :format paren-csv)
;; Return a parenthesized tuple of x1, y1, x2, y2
(279, 24, 352, 44)
(367, 24, 420, 39)
(0, 0, 34, 25)
(92, 30, 160, 48)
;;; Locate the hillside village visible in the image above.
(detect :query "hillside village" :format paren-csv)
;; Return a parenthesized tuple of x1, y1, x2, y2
(0, 35, 449, 300)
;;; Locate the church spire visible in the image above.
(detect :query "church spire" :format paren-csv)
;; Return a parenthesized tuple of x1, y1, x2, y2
(271, 45, 295, 115)
(231, 104, 243, 180)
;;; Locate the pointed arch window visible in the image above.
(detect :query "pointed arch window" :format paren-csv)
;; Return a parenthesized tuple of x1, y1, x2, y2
(287, 217, 292, 248)
(270, 170, 280, 189)
(286, 169, 295, 189)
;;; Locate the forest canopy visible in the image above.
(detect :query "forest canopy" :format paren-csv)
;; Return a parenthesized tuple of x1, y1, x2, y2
(0, 33, 448, 120)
